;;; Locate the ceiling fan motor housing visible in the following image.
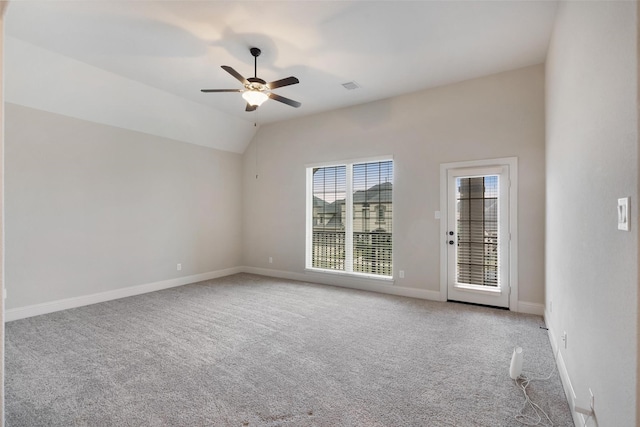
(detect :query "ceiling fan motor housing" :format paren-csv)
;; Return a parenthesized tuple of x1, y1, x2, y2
(246, 77, 267, 91)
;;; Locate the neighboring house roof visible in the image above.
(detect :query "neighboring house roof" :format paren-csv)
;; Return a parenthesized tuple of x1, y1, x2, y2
(313, 199, 343, 229)
(316, 183, 393, 207)
(315, 198, 344, 215)
(314, 184, 392, 231)
(325, 215, 344, 228)
(313, 196, 329, 209)
(354, 182, 392, 204)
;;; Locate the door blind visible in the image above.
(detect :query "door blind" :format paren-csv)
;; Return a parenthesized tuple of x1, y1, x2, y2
(456, 176, 499, 287)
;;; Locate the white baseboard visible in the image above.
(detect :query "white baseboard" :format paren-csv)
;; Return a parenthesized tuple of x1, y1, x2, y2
(545, 315, 585, 427)
(5, 267, 243, 322)
(516, 301, 545, 316)
(5, 266, 542, 325)
(242, 266, 443, 301)
(241, 266, 304, 282)
(5, 266, 442, 322)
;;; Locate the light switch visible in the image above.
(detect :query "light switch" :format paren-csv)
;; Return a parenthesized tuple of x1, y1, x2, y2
(618, 197, 630, 231)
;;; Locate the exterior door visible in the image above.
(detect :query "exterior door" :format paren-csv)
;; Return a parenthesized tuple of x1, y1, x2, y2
(446, 165, 511, 308)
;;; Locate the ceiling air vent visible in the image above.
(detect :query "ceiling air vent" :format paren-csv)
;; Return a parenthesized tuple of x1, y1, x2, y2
(341, 81, 360, 90)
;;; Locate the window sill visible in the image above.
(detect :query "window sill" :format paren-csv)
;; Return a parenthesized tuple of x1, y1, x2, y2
(453, 283, 502, 294)
(305, 268, 394, 283)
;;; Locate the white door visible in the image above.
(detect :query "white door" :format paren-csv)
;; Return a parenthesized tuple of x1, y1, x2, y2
(445, 164, 512, 308)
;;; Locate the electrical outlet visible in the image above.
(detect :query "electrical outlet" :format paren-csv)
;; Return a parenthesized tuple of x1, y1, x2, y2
(562, 331, 567, 349)
(399, 270, 405, 279)
(177, 263, 182, 271)
(269, 257, 273, 264)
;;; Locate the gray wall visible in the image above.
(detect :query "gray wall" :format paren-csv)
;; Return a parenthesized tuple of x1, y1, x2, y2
(5, 103, 243, 309)
(545, 1, 638, 425)
(242, 65, 546, 308)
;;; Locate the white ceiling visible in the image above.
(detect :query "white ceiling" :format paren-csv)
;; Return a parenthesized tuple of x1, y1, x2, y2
(5, 0, 558, 152)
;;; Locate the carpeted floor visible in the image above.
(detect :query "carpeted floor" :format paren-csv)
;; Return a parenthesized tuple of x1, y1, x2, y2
(5, 274, 573, 426)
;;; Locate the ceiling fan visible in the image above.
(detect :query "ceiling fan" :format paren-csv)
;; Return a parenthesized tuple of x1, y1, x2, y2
(201, 47, 301, 112)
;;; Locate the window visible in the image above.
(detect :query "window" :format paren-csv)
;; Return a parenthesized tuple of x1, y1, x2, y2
(307, 159, 393, 278)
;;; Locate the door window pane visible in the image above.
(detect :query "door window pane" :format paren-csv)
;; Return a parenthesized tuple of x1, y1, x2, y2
(456, 175, 499, 286)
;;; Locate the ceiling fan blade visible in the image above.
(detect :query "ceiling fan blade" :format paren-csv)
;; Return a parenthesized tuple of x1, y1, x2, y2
(245, 103, 258, 112)
(221, 65, 249, 85)
(268, 92, 301, 108)
(201, 89, 242, 93)
(266, 76, 299, 90)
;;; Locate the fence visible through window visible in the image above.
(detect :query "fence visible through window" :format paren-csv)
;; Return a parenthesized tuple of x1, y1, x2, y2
(312, 230, 345, 271)
(353, 231, 392, 275)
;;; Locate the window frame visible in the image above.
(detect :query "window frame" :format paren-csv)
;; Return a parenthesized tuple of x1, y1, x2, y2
(305, 156, 394, 280)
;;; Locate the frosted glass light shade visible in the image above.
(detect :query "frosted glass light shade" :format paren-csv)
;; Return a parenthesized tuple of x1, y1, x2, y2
(242, 90, 268, 106)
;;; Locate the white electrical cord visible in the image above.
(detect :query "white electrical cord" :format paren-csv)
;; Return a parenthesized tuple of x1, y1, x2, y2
(513, 348, 559, 427)
(514, 372, 555, 426)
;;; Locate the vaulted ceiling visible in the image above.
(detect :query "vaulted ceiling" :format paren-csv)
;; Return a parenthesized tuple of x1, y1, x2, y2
(5, 1, 558, 153)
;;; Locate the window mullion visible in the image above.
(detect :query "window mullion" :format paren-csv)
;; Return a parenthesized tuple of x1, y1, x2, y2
(345, 164, 354, 273)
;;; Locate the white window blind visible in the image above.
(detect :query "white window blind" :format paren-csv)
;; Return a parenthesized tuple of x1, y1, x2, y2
(308, 160, 393, 278)
(311, 165, 346, 271)
(455, 175, 499, 287)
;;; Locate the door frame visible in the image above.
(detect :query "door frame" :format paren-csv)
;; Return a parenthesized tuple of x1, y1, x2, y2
(439, 157, 518, 311)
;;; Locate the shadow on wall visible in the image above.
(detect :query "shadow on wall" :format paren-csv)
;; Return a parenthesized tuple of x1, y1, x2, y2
(339, 98, 394, 130)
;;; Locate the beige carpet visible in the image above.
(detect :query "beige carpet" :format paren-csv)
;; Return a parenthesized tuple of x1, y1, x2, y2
(6, 273, 573, 426)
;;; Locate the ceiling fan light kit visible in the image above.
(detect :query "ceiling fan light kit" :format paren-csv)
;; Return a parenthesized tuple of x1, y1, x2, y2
(201, 47, 301, 111)
(242, 90, 268, 106)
